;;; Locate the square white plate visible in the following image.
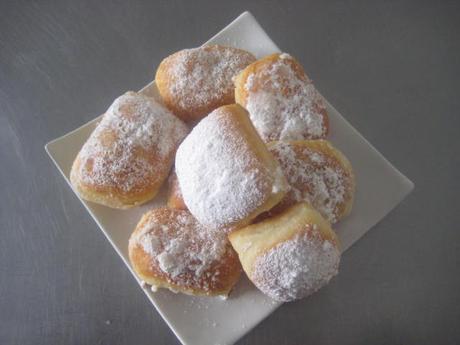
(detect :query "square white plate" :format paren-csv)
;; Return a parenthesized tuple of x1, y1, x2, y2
(45, 11, 414, 345)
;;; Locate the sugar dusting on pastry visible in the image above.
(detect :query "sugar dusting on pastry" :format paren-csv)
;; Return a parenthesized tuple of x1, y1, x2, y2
(269, 141, 353, 224)
(243, 53, 327, 142)
(252, 229, 340, 302)
(77, 92, 188, 193)
(130, 209, 231, 291)
(175, 106, 287, 228)
(168, 46, 255, 111)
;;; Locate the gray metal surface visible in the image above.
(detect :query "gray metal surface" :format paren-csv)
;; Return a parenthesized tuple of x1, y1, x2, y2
(1, 1, 459, 344)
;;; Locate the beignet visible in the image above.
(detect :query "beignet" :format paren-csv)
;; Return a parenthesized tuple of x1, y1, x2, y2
(70, 91, 188, 209)
(268, 140, 355, 224)
(156, 45, 255, 122)
(229, 203, 340, 302)
(175, 104, 288, 229)
(129, 208, 241, 296)
(234, 53, 328, 142)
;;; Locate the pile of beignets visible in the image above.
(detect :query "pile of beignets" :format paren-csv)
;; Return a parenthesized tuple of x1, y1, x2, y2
(71, 45, 355, 302)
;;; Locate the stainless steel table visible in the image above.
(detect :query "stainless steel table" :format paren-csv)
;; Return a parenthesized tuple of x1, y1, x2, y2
(1, 1, 459, 344)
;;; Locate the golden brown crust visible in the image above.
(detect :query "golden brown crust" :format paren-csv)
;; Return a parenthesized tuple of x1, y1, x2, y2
(129, 208, 241, 296)
(234, 53, 329, 142)
(166, 170, 187, 210)
(70, 154, 165, 209)
(70, 92, 188, 209)
(234, 53, 306, 107)
(234, 53, 309, 106)
(266, 140, 355, 223)
(155, 45, 256, 122)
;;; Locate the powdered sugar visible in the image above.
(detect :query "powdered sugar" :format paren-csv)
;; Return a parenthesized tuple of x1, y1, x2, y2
(175, 106, 286, 228)
(168, 46, 255, 113)
(270, 142, 352, 223)
(77, 92, 188, 193)
(279, 52, 291, 60)
(244, 54, 327, 142)
(130, 209, 230, 290)
(252, 229, 340, 302)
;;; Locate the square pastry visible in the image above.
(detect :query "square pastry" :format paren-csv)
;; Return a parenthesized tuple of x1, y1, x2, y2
(175, 104, 288, 229)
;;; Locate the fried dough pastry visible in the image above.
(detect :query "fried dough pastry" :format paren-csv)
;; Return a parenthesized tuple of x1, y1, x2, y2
(234, 53, 328, 142)
(155, 45, 255, 122)
(129, 208, 241, 297)
(229, 203, 340, 302)
(70, 91, 188, 209)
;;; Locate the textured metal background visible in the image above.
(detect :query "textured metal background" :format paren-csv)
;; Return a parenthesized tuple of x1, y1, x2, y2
(1, 1, 459, 344)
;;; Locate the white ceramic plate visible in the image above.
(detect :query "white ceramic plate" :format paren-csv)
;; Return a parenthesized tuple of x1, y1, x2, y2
(45, 11, 414, 345)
